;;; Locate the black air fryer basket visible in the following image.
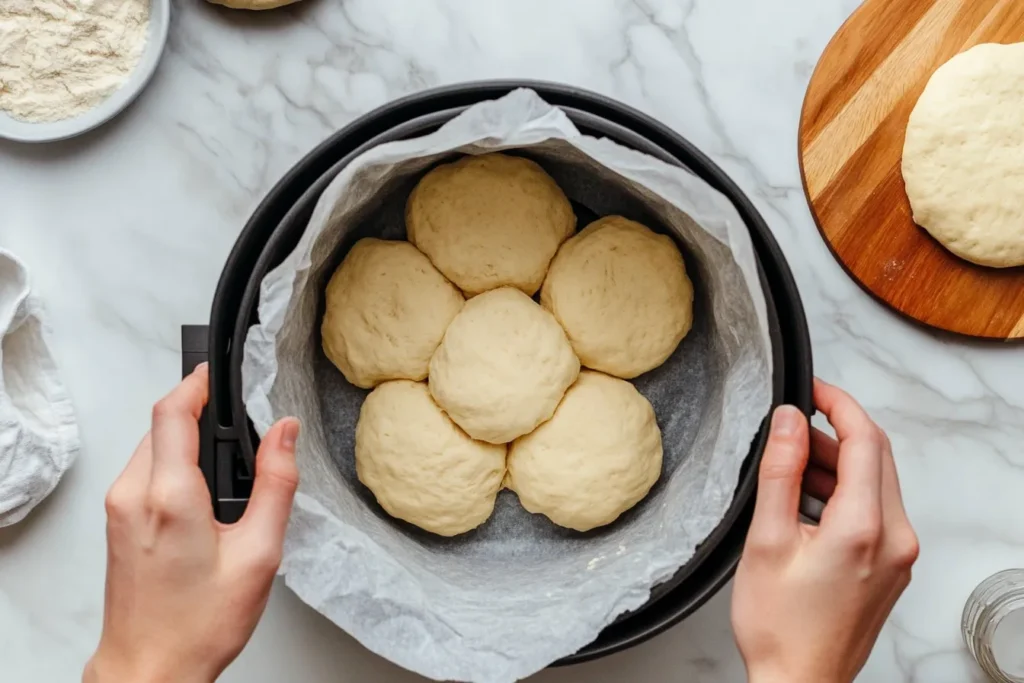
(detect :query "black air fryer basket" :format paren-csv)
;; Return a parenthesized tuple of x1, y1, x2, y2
(182, 81, 813, 665)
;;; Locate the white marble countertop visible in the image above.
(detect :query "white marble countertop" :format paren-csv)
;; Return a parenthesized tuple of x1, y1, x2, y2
(1, 0, 1021, 681)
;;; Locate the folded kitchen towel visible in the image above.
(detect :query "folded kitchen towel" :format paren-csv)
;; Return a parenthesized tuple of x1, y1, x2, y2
(0, 249, 79, 527)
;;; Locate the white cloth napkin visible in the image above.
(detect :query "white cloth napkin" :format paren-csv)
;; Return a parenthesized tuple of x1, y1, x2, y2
(0, 249, 79, 527)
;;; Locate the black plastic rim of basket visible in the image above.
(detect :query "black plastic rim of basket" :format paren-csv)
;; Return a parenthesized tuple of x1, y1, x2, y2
(206, 80, 814, 665)
(228, 104, 785, 622)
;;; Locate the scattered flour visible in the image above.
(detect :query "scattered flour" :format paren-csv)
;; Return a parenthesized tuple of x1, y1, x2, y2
(0, 0, 149, 123)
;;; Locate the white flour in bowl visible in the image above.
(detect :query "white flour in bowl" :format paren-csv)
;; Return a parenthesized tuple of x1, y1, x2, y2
(0, 0, 149, 123)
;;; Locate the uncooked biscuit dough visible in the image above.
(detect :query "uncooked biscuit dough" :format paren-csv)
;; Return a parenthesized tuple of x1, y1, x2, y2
(541, 216, 694, 379)
(506, 370, 663, 532)
(355, 380, 507, 537)
(406, 153, 576, 296)
(902, 42, 1024, 268)
(429, 287, 580, 444)
(321, 238, 464, 389)
(207, 0, 300, 9)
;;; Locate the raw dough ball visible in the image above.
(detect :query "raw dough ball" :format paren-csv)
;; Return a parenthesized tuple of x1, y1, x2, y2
(355, 380, 506, 537)
(207, 0, 300, 9)
(406, 153, 576, 296)
(429, 287, 580, 444)
(540, 216, 694, 379)
(902, 42, 1024, 267)
(506, 370, 663, 532)
(321, 238, 464, 389)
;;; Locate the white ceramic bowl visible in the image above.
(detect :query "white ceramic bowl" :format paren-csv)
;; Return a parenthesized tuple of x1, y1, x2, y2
(0, 0, 170, 144)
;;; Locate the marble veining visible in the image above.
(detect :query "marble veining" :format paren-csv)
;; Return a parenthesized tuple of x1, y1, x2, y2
(0, 1, 1020, 681)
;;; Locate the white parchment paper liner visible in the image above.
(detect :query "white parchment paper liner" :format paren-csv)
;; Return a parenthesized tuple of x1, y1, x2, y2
(242, 89, 772, 683)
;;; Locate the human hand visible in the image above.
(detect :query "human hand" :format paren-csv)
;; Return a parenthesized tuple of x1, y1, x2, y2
(84, 365, 300, 683)
(731, 379, 919, 683)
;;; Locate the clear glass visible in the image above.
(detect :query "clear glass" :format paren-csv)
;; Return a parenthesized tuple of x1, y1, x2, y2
(963, 569, 1024, 683)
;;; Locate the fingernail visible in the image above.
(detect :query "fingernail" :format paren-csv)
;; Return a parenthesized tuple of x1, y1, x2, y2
(193, 362, 209, 375)
(281, 418, 300, 451)
(772, 405, 802, 436)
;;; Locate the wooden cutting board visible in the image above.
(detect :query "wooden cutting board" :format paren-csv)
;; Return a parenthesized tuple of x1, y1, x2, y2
(799, 0, 1024, 340)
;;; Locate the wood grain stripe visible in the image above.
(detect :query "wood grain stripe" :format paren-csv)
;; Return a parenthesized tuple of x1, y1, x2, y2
(803, 0, 961, 197)
(801, 0, 937, 143)
(1011, 312, 1024, 340)
(965, 0, 1022, 45)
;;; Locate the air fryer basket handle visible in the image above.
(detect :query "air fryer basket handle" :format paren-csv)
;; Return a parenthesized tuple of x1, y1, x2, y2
(798, 406, 825, 524)
(799, 494, 824, 523)
(181, 325, 249, 524)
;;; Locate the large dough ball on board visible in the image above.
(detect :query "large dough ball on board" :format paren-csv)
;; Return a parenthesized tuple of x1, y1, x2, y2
(902, 42, 1024, 267)
(321, 238, 464, 389)
(541, 216, 694, 379)
(406, 153, 576, 296)
(506, 370, 663, 532)
(429, 287, 580, 444)
(355, 380, 507, 537)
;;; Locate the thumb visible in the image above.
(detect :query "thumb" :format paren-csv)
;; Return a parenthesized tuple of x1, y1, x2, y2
(749, 406, 808, 546)
(235, 418, 300, 555)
